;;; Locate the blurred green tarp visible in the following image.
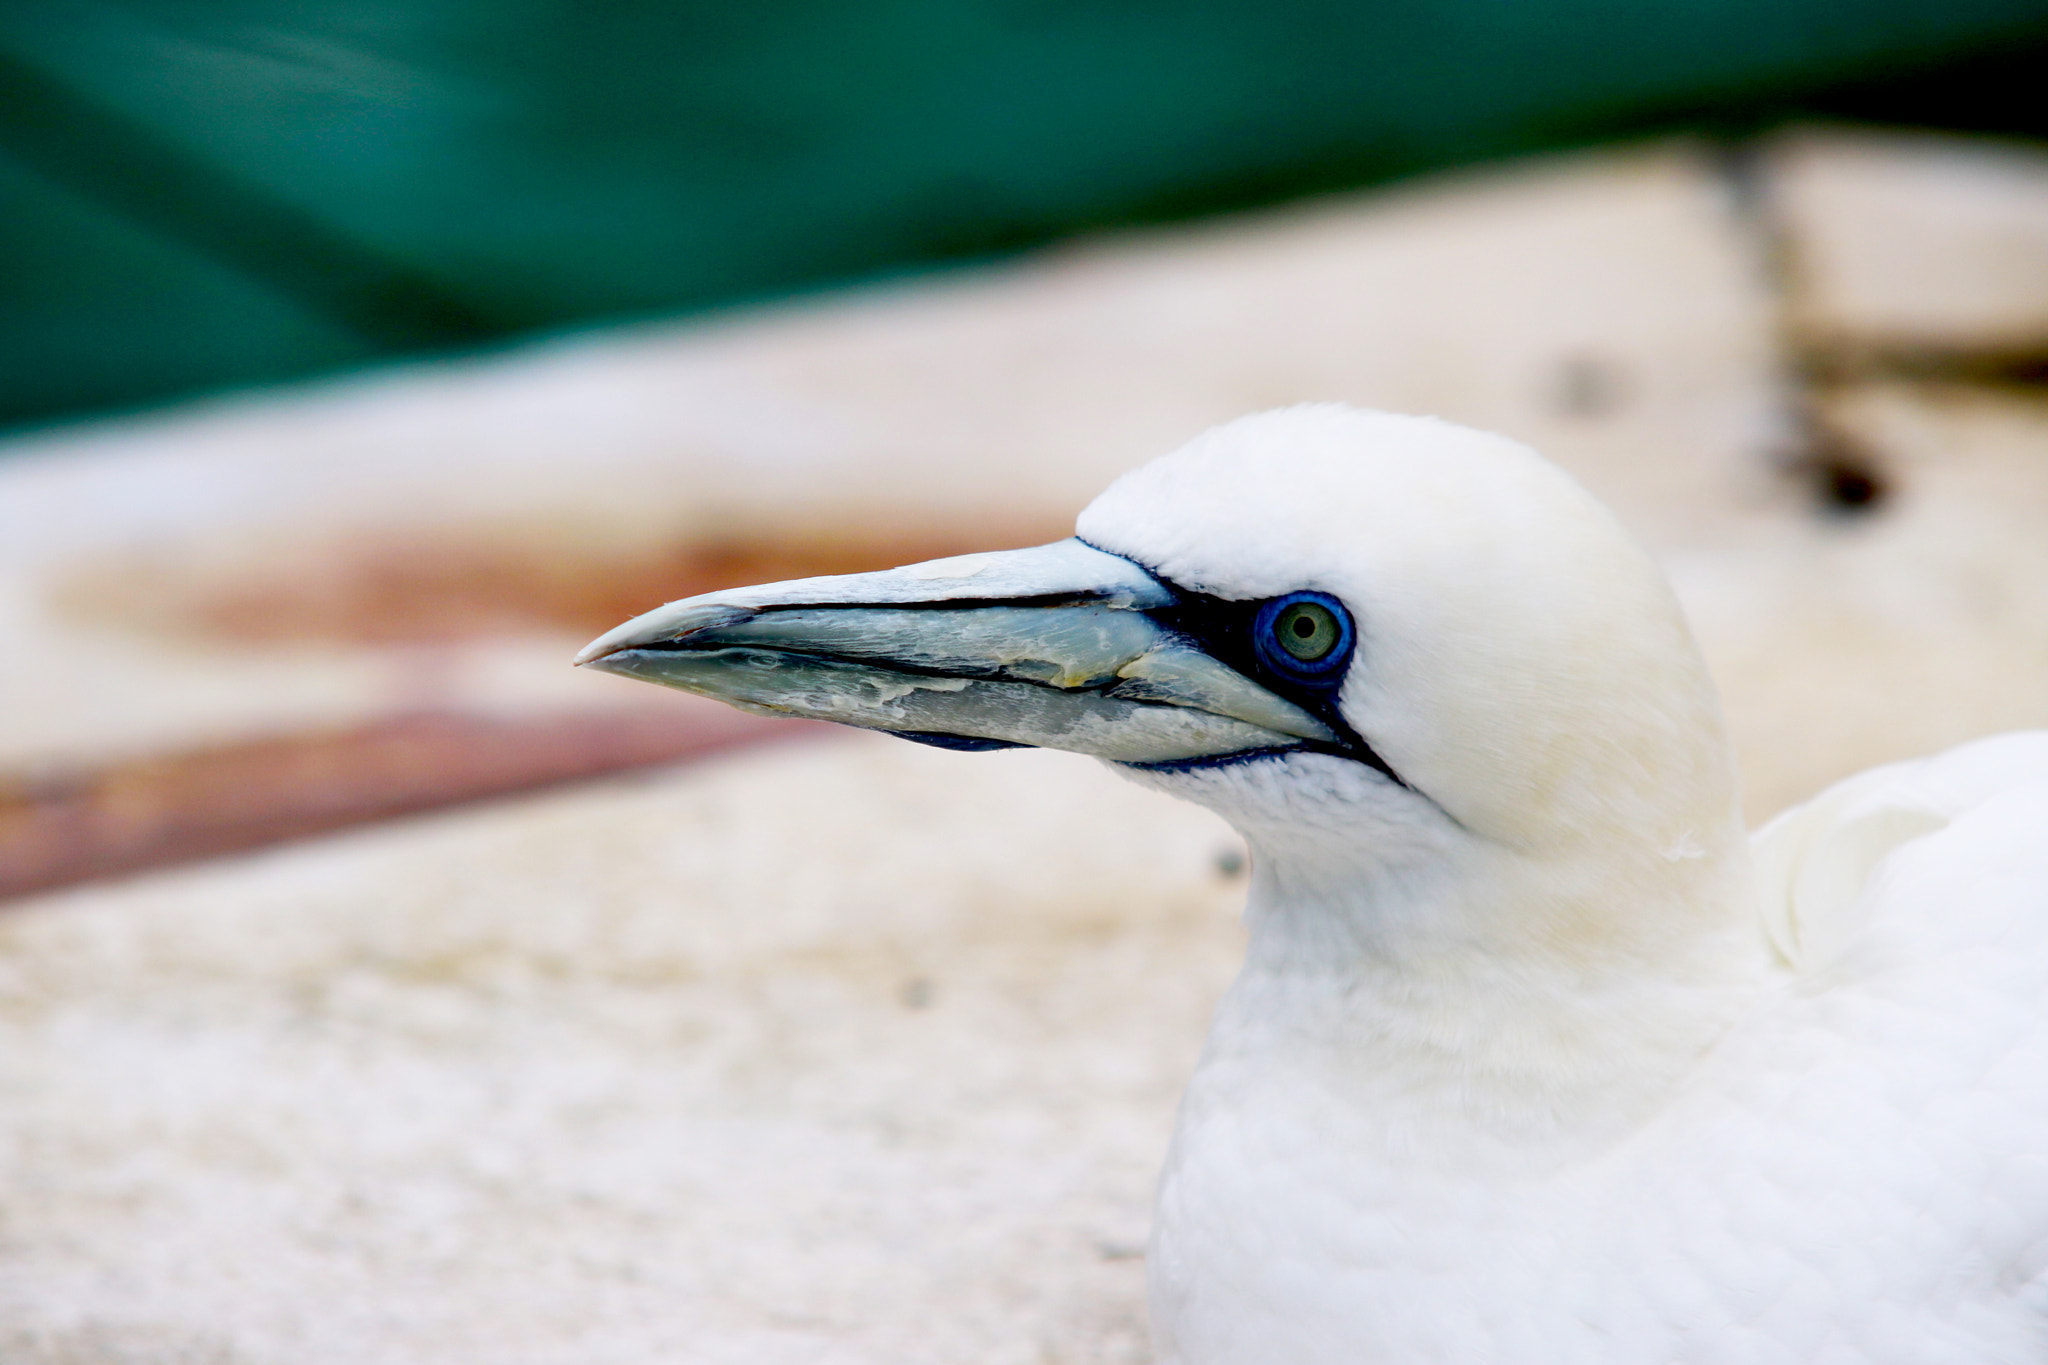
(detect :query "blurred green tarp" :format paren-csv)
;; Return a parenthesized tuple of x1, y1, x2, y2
(4, 0, 2048, 433)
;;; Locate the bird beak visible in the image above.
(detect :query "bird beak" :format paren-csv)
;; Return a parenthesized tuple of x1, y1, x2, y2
(575, 538, 1338, 765)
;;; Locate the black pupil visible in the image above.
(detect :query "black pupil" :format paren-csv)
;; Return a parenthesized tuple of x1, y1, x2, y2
(1291, 616, 1314, 638)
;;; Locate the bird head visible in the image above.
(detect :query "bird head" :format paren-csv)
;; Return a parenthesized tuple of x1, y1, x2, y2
(579, 406, 1748, 968)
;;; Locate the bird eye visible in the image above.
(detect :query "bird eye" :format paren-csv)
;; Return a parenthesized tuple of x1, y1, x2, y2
(1274, 602, 1339, 660)
(1252, 592, 1353, 679)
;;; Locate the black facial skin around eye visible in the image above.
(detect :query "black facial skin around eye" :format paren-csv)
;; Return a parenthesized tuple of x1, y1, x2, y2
(1140, 581, 1405, 787)
(1147, 586, 1351, 707)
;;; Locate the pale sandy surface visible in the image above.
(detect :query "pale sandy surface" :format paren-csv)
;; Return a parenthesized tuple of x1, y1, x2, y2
(1680, 385, 2048, 818)
(1772, 128, 2048, 348)
(2, 128, 2046, 1363)
(0, 739, 1239, 1364)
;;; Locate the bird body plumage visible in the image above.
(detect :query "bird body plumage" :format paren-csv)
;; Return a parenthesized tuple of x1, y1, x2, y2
(1151, 737, 2048, 1363)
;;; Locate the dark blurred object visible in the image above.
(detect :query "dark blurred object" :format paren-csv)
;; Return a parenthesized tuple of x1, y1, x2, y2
(3, 0, 2047, 433)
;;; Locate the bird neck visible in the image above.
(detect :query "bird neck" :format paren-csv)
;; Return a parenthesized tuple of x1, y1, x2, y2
(1212, 819, 1771, 1157)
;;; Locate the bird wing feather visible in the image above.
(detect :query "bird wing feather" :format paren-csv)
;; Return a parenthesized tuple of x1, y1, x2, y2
(1752, 732, 2048, 970)
(1610, 743, 2048, 1354)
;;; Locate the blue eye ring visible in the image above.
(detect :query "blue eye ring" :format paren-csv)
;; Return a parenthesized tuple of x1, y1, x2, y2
(1252, 591, 1354, 681)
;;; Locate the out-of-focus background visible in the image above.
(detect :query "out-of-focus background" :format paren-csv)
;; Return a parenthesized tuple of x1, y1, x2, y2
(3, 5, 2047, 1362)
(6, 0, 2048, 432)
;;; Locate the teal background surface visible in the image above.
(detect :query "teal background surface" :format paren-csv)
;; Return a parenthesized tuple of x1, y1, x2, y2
(4, 1, 2047, 433)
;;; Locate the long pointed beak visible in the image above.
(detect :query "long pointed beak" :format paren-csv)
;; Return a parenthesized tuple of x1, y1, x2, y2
(575, 538, 1337, 766)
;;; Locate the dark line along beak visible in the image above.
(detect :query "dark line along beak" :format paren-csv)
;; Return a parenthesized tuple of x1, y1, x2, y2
(574, 538, 1340, 766)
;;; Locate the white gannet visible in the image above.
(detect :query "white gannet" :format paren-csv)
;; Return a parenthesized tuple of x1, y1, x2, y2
(577, 405, 2048, 1362)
